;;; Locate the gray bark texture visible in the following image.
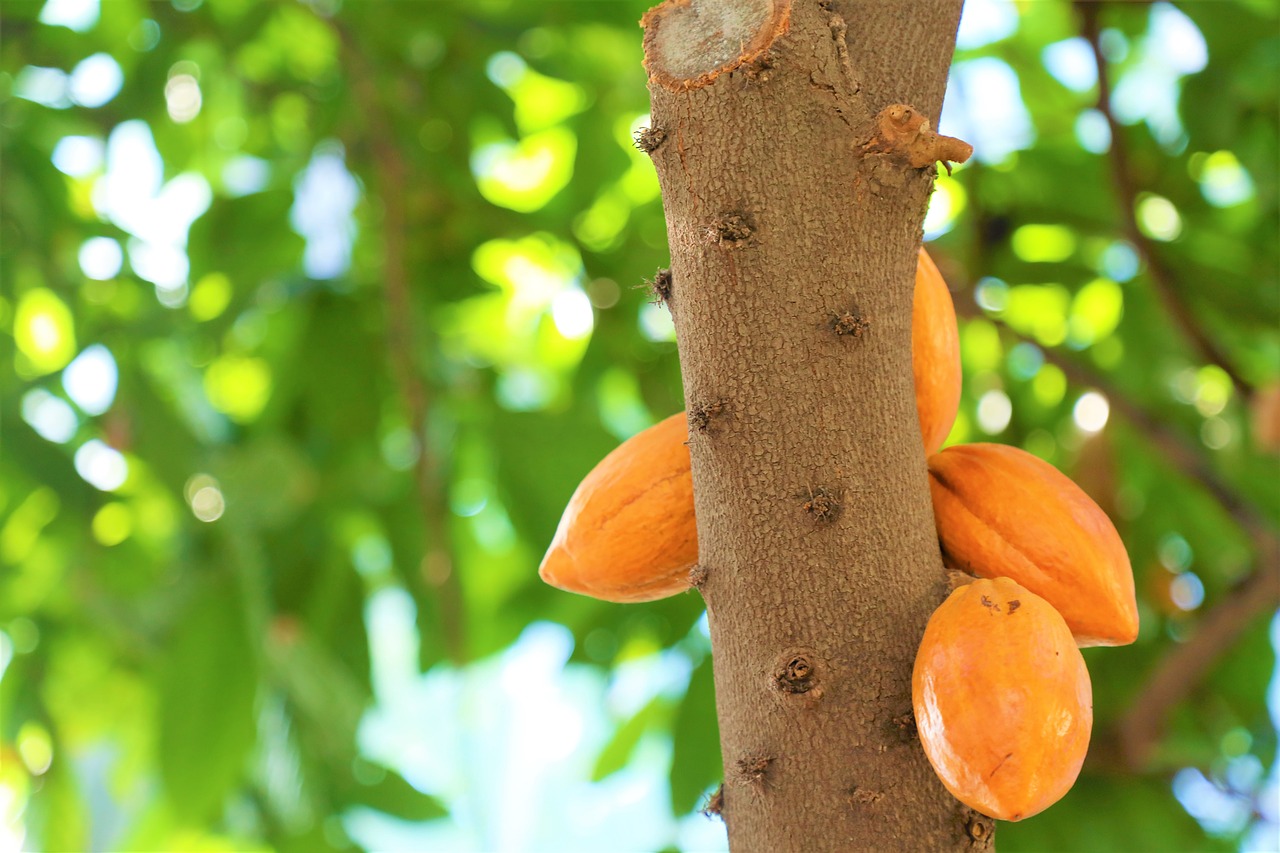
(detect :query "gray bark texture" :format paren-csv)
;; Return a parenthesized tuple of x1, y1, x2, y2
(641, 1, 990, 850)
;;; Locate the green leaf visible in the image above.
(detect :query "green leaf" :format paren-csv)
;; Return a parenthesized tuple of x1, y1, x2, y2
(337, 763, 449, 822)
(669, 656, 722, 816)
(592, 695, 672, 782)
(158, 576, 260, 823)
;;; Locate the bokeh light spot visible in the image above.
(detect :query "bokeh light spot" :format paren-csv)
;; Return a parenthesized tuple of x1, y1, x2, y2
(39, 0, 99, 31)
(91, 502, 132, 546)
(62, 344, 118, 415)
(1011, 224, 1076, 263)
(17, 723, 53, 776)
(1136, 194, 1182, 241)
(21, 389, 78, 444)
(1194, 151, 1255, 208)
(52, 135, 104, 177)
(15, 289, 77, 376)
(191, 486, 225, 523)
(204, 355, 272, 423)
(79, 237, 123, 280)
(1072, 391, 1110, 433)
(69, 53, 123, 107)
(976, 389, 1013, 434)
(923, 175, 967, 240)
(189, 273, 233, 321)
(73, 440, 128, 491)
(1169, 572, 1204, 611)
(165, 73, 202, 123)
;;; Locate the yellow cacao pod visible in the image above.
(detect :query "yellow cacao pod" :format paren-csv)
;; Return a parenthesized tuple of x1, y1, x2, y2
(913, 577, 1092, 821)
(538, 413, 696, 602)
(928, 443, 1138, 647)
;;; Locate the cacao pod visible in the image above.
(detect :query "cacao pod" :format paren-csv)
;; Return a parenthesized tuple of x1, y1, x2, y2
(928, 443, 1138, 647)
(538, 412, 696, 602)
(914, 247, 962, 455)
(913, 577, 1092, 821)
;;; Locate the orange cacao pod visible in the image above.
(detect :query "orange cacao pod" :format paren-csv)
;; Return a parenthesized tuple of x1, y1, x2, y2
(913, 577, 1092, 821)
(914, 248, 962, 455)
(928, 443, 1138, 647)
(538, 413, 696, 602)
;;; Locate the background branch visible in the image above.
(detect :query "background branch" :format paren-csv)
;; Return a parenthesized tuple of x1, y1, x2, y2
(339, 26, 467, 663)
(1117, 555, 1280, 770)
(1077, 2, 1252, 401)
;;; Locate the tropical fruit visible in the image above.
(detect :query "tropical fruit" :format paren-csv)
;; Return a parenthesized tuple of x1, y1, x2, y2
(913, 577, 1093, 821)
(914, 247, 961, 455)
(538, 413, 696, 602)
(927, 443, 1138, 647)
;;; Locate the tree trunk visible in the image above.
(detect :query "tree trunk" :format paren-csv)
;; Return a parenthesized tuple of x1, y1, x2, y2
(641, 1, 986, 849)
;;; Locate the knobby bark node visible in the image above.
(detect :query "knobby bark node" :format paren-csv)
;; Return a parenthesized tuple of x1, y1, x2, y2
(859, 104, 973, 175)
(735, 754, 774, 792)
(633, 125, 668, 153)
(707, 212, 755, 248)
(801, 486, 842, 524)
(892, 710, 918, 742)
(689, 400, 726, 433)
(770, 647, 824, 701)
(831, 307, 871, 339)
(959, 808, 996, 850)
(849, 786, 885, 806)
(703, 784, 726, 820)
(689, 563, 710, 588)
(742, 50, 777, 83)
(642, 0, 793, 91)
(644, 267, 674, 306)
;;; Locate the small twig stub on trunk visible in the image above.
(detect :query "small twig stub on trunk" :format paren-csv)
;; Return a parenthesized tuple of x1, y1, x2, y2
(860, 104, 973, 174)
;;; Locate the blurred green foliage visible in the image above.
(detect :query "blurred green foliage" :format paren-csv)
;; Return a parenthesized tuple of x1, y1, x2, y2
(1, 0, 1276, 850)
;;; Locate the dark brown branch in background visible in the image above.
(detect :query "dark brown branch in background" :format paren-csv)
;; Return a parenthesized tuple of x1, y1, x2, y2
(1077, 2, 1251, 401)
(954, 296, 1279, 771)
(1118, 554, 1280, 770)
(338, 26, 467, 663)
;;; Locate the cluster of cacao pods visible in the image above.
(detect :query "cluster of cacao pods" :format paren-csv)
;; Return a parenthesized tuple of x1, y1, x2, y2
(537, 247, 1137, 823)
(917, 439, 1137, 821)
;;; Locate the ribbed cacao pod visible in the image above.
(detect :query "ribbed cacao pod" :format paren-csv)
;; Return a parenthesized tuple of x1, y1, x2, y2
(928, 443, 1138, 647)
(914, 247, 961, 455)
(913, 577, 1092, 821)
(538, 412, 696, 602)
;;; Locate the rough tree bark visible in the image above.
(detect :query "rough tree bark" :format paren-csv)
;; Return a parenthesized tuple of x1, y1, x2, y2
(639, 1, 985, 850)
